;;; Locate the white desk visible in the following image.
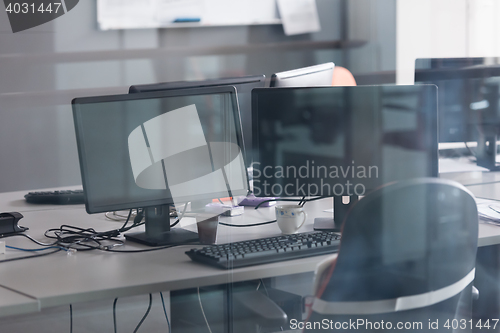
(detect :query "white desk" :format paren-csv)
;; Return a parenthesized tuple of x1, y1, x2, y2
(441, 171, 500, 246)
(0, 287, 39, 318)
(0, 184, 499, 317)
(441, 171, 500, 188)
(0, 189, 336, 316)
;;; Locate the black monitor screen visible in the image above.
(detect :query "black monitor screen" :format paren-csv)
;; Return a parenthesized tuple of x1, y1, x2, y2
(73, 87, 249, 214)
(129, 75, 266, 164)
(252, 85, 438, 197)
(415, 57, 500, 143)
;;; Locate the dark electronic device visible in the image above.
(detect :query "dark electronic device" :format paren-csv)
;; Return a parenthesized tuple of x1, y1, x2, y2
(186, 231, 340, 269)
(269, 63, 335, 88)
(0, 212, 27, 235)
(24, 190, 84, 204)
(415, 57, 500, 170)
(72, 86, 249, 246)
(252, 85, 438, 231)
(129, 75, 266, 165)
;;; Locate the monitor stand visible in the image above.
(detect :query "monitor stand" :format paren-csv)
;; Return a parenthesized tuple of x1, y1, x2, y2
(125, 205, 199, 246)
(313, 196, 358, 232)
(476, 131, 500, 171)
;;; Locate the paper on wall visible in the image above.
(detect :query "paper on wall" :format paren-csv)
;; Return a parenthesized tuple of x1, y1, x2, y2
(97, 0, 279, 30)
(204, 0, 278, 25)
(277, 0, 320, 36)
(155, 0, 205, 24)
(97, 0, 157, 30)
(98, 0, 205, 29)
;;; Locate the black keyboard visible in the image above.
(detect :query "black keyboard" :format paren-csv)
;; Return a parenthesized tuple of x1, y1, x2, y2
(186, 231, 341, 269)
(24, 190, 85, 205)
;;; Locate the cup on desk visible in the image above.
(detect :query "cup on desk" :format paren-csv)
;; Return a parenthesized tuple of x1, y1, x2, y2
(275, 205, 307, 234)
(196, 214, 219, 244)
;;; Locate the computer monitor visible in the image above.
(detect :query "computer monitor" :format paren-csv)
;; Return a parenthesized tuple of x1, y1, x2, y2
(415, 57, 500, 170)
(269, 63, 335, 88)
(72, 86, 249, 246)
(129, 75, 266, 165)
(252, 85, 438, 229)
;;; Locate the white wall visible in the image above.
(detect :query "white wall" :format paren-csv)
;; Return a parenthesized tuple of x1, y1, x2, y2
(468, 0, 500, 57)
(0, 0, 340, 192)
(396, 0, 467, 84)
(397, 0, 500, 84)
(0, 0, 397, 192)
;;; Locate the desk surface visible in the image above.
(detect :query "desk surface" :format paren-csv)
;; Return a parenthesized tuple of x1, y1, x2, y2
(0, 287, 38, 318)
(0, 189, 337, 314)
(441, 171, 500, 196)
(1, 178, 500, 317)
(441, 170, 500, 185)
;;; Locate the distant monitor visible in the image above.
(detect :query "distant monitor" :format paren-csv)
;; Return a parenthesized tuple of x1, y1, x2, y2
(415, 57, 500, 170)
(269, 63, 335, 88)
(252, 85, 438, 229)
(129, 75, 266, 164)
(73, 86, 249, 246)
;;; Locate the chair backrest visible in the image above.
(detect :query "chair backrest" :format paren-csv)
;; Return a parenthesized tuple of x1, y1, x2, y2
(331, 66, 357, 86)
(307, 178, 478, 332)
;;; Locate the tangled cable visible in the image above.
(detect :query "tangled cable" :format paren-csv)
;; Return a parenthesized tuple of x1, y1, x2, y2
(44, 209, 145, 251)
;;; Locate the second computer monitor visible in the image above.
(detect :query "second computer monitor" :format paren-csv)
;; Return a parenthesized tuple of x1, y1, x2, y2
(252, 85, 438, 198)
(415, 57, 500, 170)
(415, 57, 500, 144)
(269, 63, 335, 88)
(129, 75, 266, 165)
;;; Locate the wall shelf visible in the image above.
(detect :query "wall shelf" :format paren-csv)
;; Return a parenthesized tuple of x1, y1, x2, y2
(0, 40, 367, 65)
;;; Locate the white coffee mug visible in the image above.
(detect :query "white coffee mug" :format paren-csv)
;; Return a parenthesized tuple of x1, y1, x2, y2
(275, 205, 307, 234)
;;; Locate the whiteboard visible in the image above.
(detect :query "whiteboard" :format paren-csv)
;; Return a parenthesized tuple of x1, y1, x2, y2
(97, 0, 281, 30)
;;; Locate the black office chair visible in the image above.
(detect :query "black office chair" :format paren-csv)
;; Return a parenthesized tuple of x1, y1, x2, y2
(306, 178, 478, 332)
